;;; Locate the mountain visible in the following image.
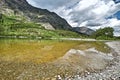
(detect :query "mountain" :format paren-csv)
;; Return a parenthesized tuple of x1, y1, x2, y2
(72, 27, 95, 36)
(0, 0, 72, 30)
(0, 0, 82, 39)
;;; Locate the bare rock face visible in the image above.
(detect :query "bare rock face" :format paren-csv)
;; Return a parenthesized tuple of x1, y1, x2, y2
(0, 0, 72, 30)
(73, 27, 95, 35)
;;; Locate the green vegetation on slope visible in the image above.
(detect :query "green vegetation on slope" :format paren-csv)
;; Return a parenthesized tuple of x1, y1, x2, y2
(0, 14, 82, 39)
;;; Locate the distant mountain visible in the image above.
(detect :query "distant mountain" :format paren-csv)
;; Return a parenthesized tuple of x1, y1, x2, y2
(72, 27, 95, 35)
(0, 0, 72, 30)
(0, 0, 95, 36)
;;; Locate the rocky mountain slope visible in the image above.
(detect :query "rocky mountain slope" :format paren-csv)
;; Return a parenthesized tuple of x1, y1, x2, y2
(0, 0, 95, 36)
(0, 0, 72, 30)
(73, 27, 95, 35)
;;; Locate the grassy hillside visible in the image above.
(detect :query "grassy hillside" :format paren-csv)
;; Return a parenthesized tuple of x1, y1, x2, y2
(0, 14, 82, 39)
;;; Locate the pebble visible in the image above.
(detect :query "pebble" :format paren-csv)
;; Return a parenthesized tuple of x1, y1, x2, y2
(64, 41, 120, 80)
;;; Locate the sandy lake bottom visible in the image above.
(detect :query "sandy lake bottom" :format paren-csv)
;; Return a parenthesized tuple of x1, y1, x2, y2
(0, 39, 116, 80)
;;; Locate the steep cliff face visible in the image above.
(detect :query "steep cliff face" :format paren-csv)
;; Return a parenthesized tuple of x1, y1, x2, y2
(0, 0, 72, 30)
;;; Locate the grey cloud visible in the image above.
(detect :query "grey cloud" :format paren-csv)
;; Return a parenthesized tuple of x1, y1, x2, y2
(85, 21, 102, 26)
(27, 0, 79, 10)
(27, 0, 120, 36)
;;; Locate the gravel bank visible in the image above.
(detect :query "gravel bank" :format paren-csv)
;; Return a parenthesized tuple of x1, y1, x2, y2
(64, 41, 120, 80)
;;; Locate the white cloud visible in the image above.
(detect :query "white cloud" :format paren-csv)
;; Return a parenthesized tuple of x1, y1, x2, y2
(107, 18, 120, 27)
(27, 0, 79, 10)
(74, 0, 98, 11)
(27, 0, 120, 36)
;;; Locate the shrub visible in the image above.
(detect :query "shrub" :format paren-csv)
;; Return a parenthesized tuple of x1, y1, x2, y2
(92, 27, 114, 40)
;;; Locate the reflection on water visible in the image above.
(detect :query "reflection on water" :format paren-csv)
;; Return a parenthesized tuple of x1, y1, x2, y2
(0, 39, 111, 63)
(0, 39, 113, 79)
(0, 39, 81, 63)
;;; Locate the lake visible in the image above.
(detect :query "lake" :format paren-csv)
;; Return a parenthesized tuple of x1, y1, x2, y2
(0, 39, 113, 79)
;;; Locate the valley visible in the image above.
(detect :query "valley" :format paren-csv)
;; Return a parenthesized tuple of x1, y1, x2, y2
(0, 0, 120, 80)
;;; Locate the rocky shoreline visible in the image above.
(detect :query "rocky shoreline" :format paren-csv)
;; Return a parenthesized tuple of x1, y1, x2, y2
(0, 41, 120, 80)
(61, 41, 120, 80)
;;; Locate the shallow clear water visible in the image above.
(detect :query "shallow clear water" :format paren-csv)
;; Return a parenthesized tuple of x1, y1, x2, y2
(0, 39, 111, 63)
(0, 39, 112, 79)
(0, 39, 83, 63)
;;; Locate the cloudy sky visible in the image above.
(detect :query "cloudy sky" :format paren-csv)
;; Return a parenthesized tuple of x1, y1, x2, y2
(26, 0, 120, 36)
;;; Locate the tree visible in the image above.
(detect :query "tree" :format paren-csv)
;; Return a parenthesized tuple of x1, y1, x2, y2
(0, 14, 4, 33)
(92, 27, 114, 39)
(0, 13, 4, 24)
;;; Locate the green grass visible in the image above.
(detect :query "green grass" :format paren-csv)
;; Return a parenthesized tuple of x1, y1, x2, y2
(0, 14, 82, 39)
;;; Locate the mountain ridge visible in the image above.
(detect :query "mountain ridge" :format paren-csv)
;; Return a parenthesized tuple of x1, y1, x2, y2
(0, 0, 95, 36)
(72, 27, 95, 36)
(0, 0, 72, 30)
